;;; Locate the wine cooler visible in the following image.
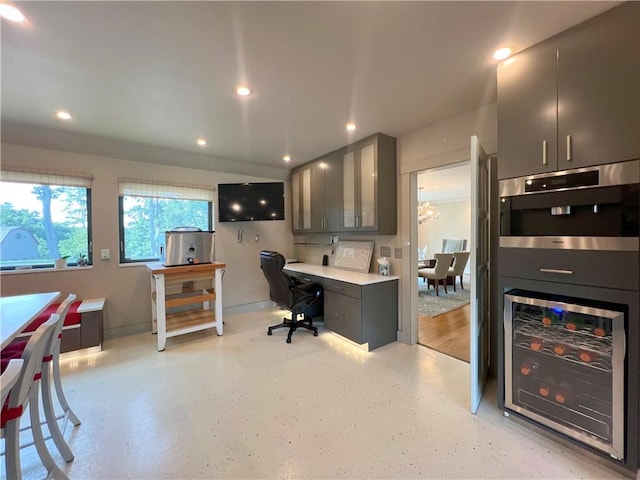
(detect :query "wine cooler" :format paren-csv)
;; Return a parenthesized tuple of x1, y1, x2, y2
(504, 290, 626, 460)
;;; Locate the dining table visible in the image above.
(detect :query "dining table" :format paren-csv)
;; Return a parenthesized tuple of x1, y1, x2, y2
(0, 291, 61, 349)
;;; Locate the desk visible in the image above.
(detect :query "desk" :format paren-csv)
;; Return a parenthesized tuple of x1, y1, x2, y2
(0, 292, 61, 349)
(147, 262, 225, 351)
(283, 263, 398, 350)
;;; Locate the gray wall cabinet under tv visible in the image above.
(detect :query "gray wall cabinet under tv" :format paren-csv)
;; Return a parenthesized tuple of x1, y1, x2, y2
(290, 133, 397, 235)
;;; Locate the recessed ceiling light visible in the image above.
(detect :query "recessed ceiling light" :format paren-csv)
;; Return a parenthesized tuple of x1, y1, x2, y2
(283, 155, 291, 162)
(493, 47, 513, 61)
(346, 122, 357, 131)
(196, 138, 207, 146)
(55, 111, 72, 120)
(0, 4, 26, 22)
(236, 86, 251, 96)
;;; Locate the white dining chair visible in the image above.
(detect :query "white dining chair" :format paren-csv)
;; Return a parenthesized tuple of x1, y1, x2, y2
(1, 315, 67, 480)
(41, 294, 80, 462)
(0, 359, 23, 407)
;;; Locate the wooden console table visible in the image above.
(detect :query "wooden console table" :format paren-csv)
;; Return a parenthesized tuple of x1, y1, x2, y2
(146, 262, 225, 351)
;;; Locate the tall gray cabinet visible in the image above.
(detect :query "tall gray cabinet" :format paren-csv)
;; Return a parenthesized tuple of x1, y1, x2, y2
(290, 133, 397, 235)
(497, 2, 640, 179)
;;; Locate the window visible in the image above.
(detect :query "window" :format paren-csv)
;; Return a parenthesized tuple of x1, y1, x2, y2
(0, 167, 93, 270)
(118, 179, 214, 263)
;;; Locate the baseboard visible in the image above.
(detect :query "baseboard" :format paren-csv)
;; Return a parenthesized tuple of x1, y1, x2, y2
(223, 300, 275, 316)
(104, 322, 150, 341)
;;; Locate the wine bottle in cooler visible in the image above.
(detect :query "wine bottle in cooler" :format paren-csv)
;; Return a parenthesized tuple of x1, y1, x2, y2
(554, 381, 573, 406)
(520, 360, 538, 377)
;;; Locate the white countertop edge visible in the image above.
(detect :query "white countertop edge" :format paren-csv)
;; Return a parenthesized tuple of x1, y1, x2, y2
(284, 263, 399, 285)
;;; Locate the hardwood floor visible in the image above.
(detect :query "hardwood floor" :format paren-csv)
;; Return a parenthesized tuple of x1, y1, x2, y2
(418, 303, 470, 363)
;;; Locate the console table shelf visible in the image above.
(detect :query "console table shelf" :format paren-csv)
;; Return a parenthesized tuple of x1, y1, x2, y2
(147, 262, 226, 351)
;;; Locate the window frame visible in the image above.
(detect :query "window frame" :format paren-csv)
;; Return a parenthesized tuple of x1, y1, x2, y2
(0, 181, 93, 271)
(117, 193, 214, 264)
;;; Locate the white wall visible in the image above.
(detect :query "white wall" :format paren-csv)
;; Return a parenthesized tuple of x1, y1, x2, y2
(0, 143, 294, 339)
(418, 200, 471, 262)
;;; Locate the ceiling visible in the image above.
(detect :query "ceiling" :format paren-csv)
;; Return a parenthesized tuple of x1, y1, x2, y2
(1, 1, 617, 172)
(418, 163, 470, 203)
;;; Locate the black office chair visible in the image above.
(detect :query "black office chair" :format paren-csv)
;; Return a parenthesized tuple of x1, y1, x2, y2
(259, 250, 323, 343)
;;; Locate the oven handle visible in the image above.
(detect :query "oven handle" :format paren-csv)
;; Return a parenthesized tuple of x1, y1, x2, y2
(539, 268, 573, 275)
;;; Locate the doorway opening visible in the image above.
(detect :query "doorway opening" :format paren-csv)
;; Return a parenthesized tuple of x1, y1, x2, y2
(416, 162, 471, 362)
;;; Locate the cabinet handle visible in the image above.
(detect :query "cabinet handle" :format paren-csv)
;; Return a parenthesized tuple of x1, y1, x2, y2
(331, 285, 344, 291)
(334, 312, 345, 320)
(542, 140, 548, 166)
(566, 135, 572, 161)
(540, 268, 573, 275)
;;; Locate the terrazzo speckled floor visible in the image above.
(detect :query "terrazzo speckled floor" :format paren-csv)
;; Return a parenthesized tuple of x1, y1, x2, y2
(9, 308, 634, 479)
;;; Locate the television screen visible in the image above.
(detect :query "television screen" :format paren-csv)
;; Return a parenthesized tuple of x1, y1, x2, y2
(217, 182, 285, 222)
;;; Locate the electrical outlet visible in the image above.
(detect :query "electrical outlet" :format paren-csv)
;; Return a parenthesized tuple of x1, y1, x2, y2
(394, 247, 402, 259)
(380, 246, 391, 257)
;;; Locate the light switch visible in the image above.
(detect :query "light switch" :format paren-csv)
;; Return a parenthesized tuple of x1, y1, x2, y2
(100, 249, 111, 260)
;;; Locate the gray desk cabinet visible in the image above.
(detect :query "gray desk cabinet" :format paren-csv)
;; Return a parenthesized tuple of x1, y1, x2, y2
(324, 278, 398, 350)
(497, 3, 640, 180)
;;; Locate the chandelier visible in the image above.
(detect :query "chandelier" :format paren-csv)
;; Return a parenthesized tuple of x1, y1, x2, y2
(418, 201, 440, 224)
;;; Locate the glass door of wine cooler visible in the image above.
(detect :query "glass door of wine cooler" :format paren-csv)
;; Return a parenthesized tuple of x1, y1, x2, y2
(504, 291, 625, 460)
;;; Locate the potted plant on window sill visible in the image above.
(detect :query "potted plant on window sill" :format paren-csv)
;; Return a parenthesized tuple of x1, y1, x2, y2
(77, 253, 88, 267)
(54, 255, 70, 269)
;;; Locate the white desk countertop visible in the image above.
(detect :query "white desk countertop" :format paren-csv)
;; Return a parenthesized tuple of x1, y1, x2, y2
(284, 263, 399, 286)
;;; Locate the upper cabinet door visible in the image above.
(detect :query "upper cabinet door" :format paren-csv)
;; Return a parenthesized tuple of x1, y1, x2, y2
(291, 169, 301, 232)
(290, 165, 312, 233)
(359, 143, 376, 229)
(497, 39, 558, 180)
(557, 2, 640, 171)
(310, 159, 327, 232)
(323, 152, 342, 232)
(342, 150, 356, 229)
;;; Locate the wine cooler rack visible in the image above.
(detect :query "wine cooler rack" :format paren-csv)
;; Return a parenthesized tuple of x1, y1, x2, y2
(504, 291, 625, 460)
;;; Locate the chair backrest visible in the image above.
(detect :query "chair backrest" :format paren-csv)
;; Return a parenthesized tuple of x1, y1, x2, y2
(47, 294, 77, 356)
(442, 238, 467, 253)
(433, 253, 454, 276)
(0, 359, 23, 407)
(259, 251, 292, 308)
(450, 251, 471, 275)
(6, 315, 59, 412)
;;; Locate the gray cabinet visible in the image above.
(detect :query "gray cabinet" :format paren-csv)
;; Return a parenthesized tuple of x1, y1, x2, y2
(497, 3, 640, 180)
(341, 133, 397, 234)
(310, 152, 342, 232)
(290, 165, 312, 233)
(290, 133, 397, 235)
(291, 153, 341, 233)
(324, 278, 398, 350)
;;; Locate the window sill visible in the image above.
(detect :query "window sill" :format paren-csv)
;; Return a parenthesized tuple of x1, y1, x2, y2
(0, 266, 94, 275)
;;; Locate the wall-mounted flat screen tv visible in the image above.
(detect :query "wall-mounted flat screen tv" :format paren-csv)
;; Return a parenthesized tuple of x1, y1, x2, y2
(217, 182, 285, 222)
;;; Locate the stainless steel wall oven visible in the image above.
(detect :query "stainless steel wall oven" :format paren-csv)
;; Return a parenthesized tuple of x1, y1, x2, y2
(504, 290, 626, 460)
(500, 160, 639, 251)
